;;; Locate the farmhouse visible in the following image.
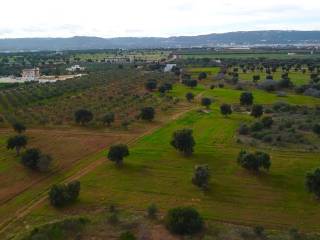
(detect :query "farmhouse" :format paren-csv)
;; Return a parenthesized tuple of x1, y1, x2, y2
(66, 65, 85, 72)
(21, 68, 40, 81)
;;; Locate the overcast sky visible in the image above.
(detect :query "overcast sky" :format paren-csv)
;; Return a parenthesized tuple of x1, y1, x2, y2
(1, 0, 320, 38)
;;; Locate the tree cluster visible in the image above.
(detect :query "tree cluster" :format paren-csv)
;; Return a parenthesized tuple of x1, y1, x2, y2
(49, 181, 80, 207)
(237, 150, 271, 172)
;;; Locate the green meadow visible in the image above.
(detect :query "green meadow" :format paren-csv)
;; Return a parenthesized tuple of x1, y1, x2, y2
(25, 84, 320, 232)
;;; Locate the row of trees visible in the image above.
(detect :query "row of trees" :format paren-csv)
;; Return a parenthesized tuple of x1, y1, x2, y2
(74, 107, 156, 126)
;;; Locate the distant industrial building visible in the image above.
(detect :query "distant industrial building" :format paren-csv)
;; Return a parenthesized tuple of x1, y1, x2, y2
(21, 68, 40, 81)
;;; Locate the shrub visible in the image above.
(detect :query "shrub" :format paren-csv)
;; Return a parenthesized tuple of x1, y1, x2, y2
(198, 72, 207, 80)
(220, 104, 232, 117)
(240, 92, 253, 105)
(279, 78, 293, 88)
(74, 109, 93, 125)
(183, 79, 198, 88)
(306, 168, 320, 198)
(21, 148, 41, 170)
(238, 124, 250, 135)
(252, 75, 260, 82)
(192, 165, 210, 190)
(253, 226, 265, 237)
(262, 116, 273, 128)
(159, 83, 172, 93)
(37, 154, 52, 172)
(237, 150, 271, 171)
(49, 181, 80, 207)
(20, 148, 52, 171)
(313, 124, 320, 135)
(185, 92, 195, 102)
(12, 122, 26, 133)
(145, 79, 157, 91)
(201, 97, 212, 109)
(250, 122, 264, 132)
(120, 231, 136, 240)
(147, 203, 158, 218)
(108, 144, 129, 165)
(170, 129, 195, 156)
(102, 112, 115, 126)
(272, 102, 292, 112)
(258, 80, 278, 92)
(165, 207, 203, 235)
(25, 217, 88, 240)
(251, 105, 264, 118)
(140, 107, 155, 121)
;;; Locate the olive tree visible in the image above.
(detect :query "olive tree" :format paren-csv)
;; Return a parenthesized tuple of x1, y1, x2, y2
(251, 105, 264, 118)
(237, 150, 271, 172)
(201, 97, 212, 109)
(240, 92, 254, 106)
(49, 181, 80, 207)
(170, 129, 195, 156)
(108, 144, 129, 165)
(140, 107, 155, 121)
(7, 135, 27, 155)
(220, 104, 232, 117)
(192, 165, 210, 190)
(74, 109, 93, 125)
(12, 122, 26, 133)
(306, 168, 320, 198)
(185, 92, 195, 102)
(102, 112, 115, 127)
(165, 207, 203, 235)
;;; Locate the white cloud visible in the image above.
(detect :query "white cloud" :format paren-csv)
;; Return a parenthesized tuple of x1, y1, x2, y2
(0, 0, 320, 38)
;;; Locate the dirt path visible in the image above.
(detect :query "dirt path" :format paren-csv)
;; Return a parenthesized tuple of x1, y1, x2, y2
(0, 101, 201, 236)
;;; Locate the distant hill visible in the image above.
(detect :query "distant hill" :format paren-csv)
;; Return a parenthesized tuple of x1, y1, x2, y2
(1, 31, 320, 51)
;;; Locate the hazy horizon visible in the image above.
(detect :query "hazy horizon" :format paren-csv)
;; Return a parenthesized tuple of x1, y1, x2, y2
(1, 30, 320, 40)
(1, 0, 320, 39)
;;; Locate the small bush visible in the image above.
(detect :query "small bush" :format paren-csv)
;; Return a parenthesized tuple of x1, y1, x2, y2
(261, 116, 273, 128)
(238, 124, 250, 135)
(313, 124, 320, 135)
(120, 231, 136, 240)
(250, 122, 264, 132)
(253, 225, 265, 237)
(147, 203, 158, 218)
(192, 165, 210, 190)
(165, 207, 203, 235)
(240, 92, 253, 105)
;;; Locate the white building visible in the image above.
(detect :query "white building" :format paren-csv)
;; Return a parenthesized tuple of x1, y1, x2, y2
(66, 65, 85, 72)
(21, 68, 40, 81)
(164, 64, 177, 72)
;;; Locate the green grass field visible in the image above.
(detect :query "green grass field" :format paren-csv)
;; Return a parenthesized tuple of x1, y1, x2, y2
(20, 83, 320, 233)
(179, 53, 320, 60)
(238, 71, 311, 86)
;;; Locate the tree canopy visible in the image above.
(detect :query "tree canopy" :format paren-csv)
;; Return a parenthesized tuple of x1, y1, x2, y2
(170, 129, 195, 156)
(220, 104, 232, 117)
(140, 107, 155, 121)
(237, 150, 271, 172)
(108, 144, 129, 165)
(7, 135, 27, 155)
(74, 109, 93, 125)
(165, 207, 203, 235)
(240, 92, 254, 105)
